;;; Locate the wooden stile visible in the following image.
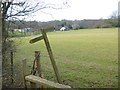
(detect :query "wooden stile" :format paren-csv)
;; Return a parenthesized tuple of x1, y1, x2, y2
(25, 75, 71, 89)
(29, 29, 62, 84)
(27, 29, 72, 89)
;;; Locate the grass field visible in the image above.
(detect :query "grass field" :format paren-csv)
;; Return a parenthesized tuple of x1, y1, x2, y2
(14, 28, 118, 88)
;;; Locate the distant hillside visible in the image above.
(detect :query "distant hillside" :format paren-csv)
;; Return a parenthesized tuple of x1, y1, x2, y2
(7, 18, 117, 34)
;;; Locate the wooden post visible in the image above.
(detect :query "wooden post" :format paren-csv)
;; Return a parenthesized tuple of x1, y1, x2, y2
(41, 29, 62, 84)
(35, 51, 43, 78)
(35, 51, 41, 77)
(35, 51, 44, 89)
(22, 59, 27, 89)
(30, 51, 44, 88)
(10, 50, 13, 84)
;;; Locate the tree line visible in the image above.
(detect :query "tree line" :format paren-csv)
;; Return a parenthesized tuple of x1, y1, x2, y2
(8, 15, 118, 36)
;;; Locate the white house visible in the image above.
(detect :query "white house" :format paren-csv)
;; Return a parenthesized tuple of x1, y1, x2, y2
(13, 28, 33, 33)
(60, 27, 68, 31)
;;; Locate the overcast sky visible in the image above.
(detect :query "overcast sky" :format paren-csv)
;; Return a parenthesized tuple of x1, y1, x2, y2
(25, 0, 119, 21)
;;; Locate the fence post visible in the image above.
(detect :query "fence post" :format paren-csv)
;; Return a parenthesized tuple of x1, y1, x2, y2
(35, 51, 40, 76)
(10, 50, 14, 85)
(22, 59, 27, 89)
(35, 51, 44, 88)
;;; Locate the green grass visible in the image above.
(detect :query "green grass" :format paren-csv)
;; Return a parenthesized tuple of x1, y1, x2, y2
(14, 28, 118, 88)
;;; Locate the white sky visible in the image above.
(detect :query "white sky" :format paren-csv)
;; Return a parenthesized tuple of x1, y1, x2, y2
(26, 0, 119, 21)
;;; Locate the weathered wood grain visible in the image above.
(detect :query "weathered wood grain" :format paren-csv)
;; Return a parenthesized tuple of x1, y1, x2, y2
(25, 75, 71, 89)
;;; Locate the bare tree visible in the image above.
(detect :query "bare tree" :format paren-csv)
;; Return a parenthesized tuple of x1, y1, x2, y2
(107, 11, 118, 27)
(0, 0, 69, 61)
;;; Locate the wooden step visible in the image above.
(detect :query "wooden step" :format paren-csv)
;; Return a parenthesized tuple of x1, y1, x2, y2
(25, 75, 71, 89)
